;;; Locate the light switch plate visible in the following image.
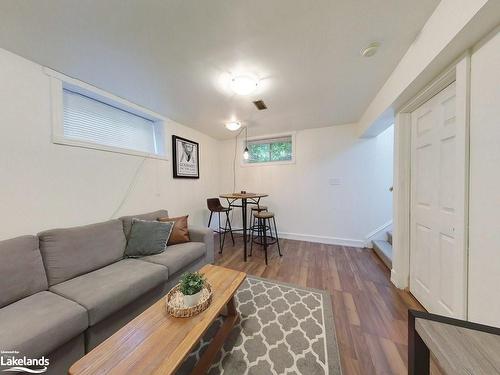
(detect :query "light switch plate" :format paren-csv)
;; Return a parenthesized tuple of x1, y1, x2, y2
(329, 178, 341, 186)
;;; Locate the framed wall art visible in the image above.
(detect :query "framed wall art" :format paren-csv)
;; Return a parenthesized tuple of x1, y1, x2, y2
(172, 135, 200, 178)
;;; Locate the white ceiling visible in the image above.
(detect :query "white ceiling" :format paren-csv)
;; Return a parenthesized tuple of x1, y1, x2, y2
(0, 0, 439, 139)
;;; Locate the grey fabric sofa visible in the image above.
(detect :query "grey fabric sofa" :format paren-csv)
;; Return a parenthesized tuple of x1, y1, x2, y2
(0, 210, 214, 375)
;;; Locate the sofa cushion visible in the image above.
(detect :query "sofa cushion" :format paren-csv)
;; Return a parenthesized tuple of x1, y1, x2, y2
(0, 235, 48, 308)
(38, 219, 126, 286)
(188, 226, 215, 264)
(125, 219, 174, 257)
(119, 209, 169, 239)
(158, 215, 191, 245)
(141, 242, 206, 276)
(0, 291, 87, 358)
(49, 259, 168, 325)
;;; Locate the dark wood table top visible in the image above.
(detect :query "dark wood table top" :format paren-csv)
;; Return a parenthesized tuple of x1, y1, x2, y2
(219, 192, 268, 199)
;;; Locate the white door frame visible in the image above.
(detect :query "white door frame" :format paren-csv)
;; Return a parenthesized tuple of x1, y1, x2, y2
(391, 53, 471, 313)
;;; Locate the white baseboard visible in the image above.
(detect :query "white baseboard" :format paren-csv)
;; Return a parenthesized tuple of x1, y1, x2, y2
(278, 231, 365, 248)
(390, 269, 408, 289)
(226, 226, 365, 248)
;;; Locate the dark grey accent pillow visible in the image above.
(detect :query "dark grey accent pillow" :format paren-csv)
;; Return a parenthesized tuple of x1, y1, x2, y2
(125, 219, 174, 258)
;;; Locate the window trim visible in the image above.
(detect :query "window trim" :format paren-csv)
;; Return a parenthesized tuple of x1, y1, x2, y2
(46, 68, 168, 160)
(241, 132, 296, 167)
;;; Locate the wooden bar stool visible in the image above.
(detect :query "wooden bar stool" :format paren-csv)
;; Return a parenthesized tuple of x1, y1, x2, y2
(207, 198, 235, 253)
(250, 211, 282, 265)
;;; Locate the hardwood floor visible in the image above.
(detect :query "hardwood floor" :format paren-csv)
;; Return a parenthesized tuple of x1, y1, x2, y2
(214, 235, 443, 375)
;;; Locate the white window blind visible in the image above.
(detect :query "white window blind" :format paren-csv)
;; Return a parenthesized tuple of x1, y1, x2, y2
(63, 89, 160, 155)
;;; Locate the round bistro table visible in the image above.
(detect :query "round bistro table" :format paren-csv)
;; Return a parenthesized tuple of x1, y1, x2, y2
(219, 193, 268, 262)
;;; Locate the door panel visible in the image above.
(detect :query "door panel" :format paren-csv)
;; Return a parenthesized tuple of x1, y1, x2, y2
(415, 144, 433, 206)
(438, 233, 455, 315)
(414, 223, 432, 293)
(410, 81, 467, 318)
(416, 109, 434, 135)
(439, 136, 455, 210)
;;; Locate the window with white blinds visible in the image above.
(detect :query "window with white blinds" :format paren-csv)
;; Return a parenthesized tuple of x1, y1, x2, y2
(62, 89, 163, 156)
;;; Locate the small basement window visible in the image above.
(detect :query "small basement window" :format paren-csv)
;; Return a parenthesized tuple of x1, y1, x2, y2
(62, 89, 164, 157)
(245, 134, 294, 164)
(48, 69, 165, 159)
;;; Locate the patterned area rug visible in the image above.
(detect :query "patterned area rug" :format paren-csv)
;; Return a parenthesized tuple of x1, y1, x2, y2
(176, 276, 342, 375)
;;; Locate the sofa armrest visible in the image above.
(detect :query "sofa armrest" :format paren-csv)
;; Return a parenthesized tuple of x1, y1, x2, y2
(189, 226, 214, 264)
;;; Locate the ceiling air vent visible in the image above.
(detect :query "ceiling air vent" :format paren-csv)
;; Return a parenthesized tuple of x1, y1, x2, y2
(253, 100, 267, 110)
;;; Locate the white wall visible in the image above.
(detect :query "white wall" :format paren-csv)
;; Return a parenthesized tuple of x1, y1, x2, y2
(218, 124, 394, 246)
(357, 0, 499, 137)
(0, 46, 395, 248)
(0, 48, 220, 240)
(468, 29, 500, 326)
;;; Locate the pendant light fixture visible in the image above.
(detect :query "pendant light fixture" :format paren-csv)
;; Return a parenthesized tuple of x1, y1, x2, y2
(243, 126, 249, 160)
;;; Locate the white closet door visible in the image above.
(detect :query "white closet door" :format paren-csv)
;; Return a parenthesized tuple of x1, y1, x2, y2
(410, 81, 467, 318)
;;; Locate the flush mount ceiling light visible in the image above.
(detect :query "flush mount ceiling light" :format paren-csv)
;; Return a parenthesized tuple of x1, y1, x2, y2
(230, 75, 259, 95)
(361, 42, 380, 58)
(225, 121, 242, 131)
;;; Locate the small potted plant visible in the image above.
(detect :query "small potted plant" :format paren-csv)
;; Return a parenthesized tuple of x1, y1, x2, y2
(179, 272, 206, 307)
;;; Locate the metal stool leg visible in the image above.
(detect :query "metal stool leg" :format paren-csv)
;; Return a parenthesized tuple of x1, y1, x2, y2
(250, 215, 257, 256)
(258, 216, 264, 253)
(226, 211, 235, 245)
(261, 222, 265, 236)
(253, 215, 262, 256)
(207, 211, 213, 227)
(272, 216, 282, 257)
(221, 213, 229, 250)
(218, 212, 224, 252)
(248, 210, 253, 243)
(263, 218, 268, 265)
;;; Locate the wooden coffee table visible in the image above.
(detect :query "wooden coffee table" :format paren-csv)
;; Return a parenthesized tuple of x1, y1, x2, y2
(69, 265, 246, 375)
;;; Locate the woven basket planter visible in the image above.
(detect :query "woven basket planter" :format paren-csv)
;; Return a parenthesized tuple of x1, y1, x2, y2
(166, 282, 213, 318)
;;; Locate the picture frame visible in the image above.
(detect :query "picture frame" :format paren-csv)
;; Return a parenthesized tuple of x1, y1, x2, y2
(172, 135, 200, 179)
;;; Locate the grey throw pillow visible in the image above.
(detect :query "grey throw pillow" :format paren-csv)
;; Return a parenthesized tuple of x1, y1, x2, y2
(125, 219, 174, 257)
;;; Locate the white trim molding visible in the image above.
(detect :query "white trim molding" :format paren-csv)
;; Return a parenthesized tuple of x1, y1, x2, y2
(364, 220, 393, 248)
(391, 53, 471, 291)
(44, 68, 166, 121)
(227, 226, 365, 248)
(45, 67, 168, 160)
(227, 225, 365, 248)
(390, 269, 404, 289)
(278, 232, 365, 248)
(391, 111, 412, 289)
(227, 223, 365, 248)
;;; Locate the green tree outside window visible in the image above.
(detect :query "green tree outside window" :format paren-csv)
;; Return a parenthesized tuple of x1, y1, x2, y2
(247, 137, 292, 163)
(270, 141, 292, 161)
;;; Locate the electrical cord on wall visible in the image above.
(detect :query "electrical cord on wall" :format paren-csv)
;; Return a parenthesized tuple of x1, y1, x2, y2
(230, 126, 246, 224)
(109, 157, 146, 219)
(233, 126, 246, 194)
